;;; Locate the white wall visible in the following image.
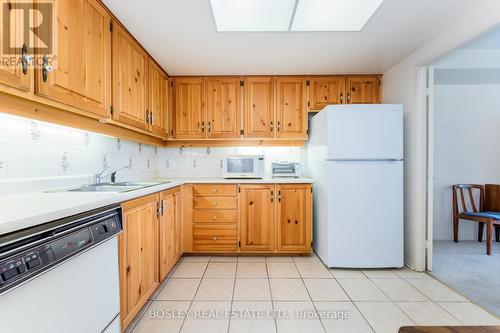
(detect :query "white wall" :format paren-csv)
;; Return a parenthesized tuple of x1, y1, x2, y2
(382, 0, 500, 270)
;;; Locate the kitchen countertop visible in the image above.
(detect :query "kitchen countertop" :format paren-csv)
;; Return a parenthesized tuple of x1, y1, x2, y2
(0, 177, 313, 236)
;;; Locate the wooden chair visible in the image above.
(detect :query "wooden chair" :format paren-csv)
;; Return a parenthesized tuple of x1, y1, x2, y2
(452, 184, 500, 255)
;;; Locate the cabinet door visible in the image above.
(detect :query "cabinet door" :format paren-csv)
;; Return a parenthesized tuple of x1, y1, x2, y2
(149, 60, 168, 137)
(206, 77, 241, 138)
(159, 191, 175, 281)
(243, 77, 275, 138)
(346, 76, 381, 104)
(276, 185, 312, 252)
(173, 190, 183, 261)
(0, 0, 31, 91)
(276, 77, 307, 139)
(309, 76, 345, 110)
(240, 185, 275, 252)
(112, 22, 149, 130)
(119, 194, 159, 329)
(173, 77, 205, 139)
(36, 0, 111, 118)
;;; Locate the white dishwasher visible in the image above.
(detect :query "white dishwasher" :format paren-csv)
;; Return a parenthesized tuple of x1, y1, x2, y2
(0, 206, 123, 333)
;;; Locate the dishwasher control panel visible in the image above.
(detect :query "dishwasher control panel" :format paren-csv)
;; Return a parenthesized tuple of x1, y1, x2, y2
(0, 207, 122, 294)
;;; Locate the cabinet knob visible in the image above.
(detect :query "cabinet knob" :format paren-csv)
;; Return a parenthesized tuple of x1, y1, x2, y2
(213, 201, 218, 206)
(213, 189, 218, 192)
(212, 236, 218, 241)
(213, 215, 217, 220)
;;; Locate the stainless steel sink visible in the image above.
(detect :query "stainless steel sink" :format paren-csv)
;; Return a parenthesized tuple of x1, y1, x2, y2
(47, 180, 170, 193)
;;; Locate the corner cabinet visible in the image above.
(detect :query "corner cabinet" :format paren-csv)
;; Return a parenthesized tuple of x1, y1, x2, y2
(159, 188, 182, 281)
(36, 0, 112, 118)
(111, 22, 149, 130)
(149, 60, 169, 137)
(119, 194, 159, 329)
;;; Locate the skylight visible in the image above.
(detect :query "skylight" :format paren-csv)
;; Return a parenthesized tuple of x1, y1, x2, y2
(210, 0, 384, 32)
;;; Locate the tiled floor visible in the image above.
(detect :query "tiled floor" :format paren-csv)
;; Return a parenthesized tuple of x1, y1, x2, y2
(128, 253, 500, 333)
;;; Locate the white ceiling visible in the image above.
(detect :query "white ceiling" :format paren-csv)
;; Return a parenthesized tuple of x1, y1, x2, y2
(103, 0, 487, 76)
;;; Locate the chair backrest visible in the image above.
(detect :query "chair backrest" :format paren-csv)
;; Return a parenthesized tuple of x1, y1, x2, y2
(485, 184, 500, 212)
(452, 184, 484, 215)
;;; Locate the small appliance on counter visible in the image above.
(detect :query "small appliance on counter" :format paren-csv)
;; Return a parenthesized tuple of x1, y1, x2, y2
(272, 161, 302, 178)
(223, 155, 265, 179)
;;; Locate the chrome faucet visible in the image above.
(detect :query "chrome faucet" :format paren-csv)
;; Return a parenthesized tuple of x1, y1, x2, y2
(93, 160, 132, 184)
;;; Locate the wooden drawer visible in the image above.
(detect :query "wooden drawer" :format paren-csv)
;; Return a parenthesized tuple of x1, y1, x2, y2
(193, 224, 237, 251)
(193, 197, 238, 210)
(193, 210, 238, 223)
(193, 184, 237, 197)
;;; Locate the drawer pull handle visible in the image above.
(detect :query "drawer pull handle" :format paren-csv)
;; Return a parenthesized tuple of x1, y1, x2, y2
(288, 219, 291, 224)
(295, 220, 298, 225)
(213, 189, 218, 192)
(213, 216, 217, 220)
(213, 236, 218, 241)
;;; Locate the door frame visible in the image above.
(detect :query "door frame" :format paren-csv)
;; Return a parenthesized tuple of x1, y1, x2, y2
(424, 66, 435, 271)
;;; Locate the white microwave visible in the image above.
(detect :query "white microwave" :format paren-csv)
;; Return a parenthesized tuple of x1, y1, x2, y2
(223, 155, 265, 179)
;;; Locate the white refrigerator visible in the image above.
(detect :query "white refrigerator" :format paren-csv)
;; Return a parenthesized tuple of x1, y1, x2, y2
(307, 104, 404, 268)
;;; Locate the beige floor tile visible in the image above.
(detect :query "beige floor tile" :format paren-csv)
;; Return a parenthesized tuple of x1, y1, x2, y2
(181, 301, 231, 333)
(266, 256, 294, 263)
(303, 279, 349, 301)
(330, 268, 366, 279)
(396, 302, 461, 325)
(204, 262, 237, 278)
(314, 301, 374, 333)
(267, 263, 300, 278)
(155, 279, 201, 301)
(210, 256, 238, 263)
(234, 279, 272, 301)
(238, 256, 266, 263)
(362, 269, 400, 279)
(182, 256, 211, 263)
(293, 254, 322, 264)
(296, 262, 332, 278)
(356, 301, 414, 333)
(437, 302, 500, 325)
(229, 301, 276, 333)
(371, 279, 428, 301)
(274, 301, 325, 333)
(195, 278, 234, 301)
(126, 301, 152, 333)
(393, 267, 431, 279)
(172, 262, 207, 278)
(270, 279, 310, 301)
(236, 262, 268, 278)
(337, 279, 389, 301)
(133, 301, 190, 333)
(406, 278, 468, 302)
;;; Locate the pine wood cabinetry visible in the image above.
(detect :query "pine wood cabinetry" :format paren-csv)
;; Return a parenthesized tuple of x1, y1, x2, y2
(243, 77, 275, 138)
(276, 184, 312, 252)
(309, 75, 381, 111)
(111, 22, 149, 130)
(172, 77, 205, 139)
(119, 186, 181, 331)
(206, 77, 241, 138)
(119, 194, 159, 329)
(240, 185, 275, 252)
(36, 0, 111, 118)
(159, 188, 182, 281)
(276, 77, 308, 139)
(149, 60, 169, 137)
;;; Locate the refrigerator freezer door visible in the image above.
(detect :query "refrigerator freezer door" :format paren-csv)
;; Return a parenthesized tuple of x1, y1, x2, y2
(326, 104, 403, 160)
(327, 160, 403, 268)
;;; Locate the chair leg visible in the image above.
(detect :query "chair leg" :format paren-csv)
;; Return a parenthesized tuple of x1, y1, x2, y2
(486, 220, 493, 255)
(453, 216, 459, 242)
(496, 225, 500, 242)
(478, 222, 484, 242)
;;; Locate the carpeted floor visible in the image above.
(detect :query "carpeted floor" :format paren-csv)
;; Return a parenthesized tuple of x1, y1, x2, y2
(432, 240, 500, 316)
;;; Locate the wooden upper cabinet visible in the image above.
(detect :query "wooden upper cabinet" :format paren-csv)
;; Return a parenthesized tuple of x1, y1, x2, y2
(276, 77, 308, 139)
(149, 60, 168, 137)
(240, 185, 275, 252)
(119, 194, 159, 329)
(173, 77, 205, 139)
(346, 76, 381, 104)
(36, 0, 111, 118)
(0, 0, 31, 91)
(112, 21, 149, 130)
(206, 77, 241, 138)
(243, 77, 275, 138)
(309, 76, 345, 110)
(276, 185, 312, 252)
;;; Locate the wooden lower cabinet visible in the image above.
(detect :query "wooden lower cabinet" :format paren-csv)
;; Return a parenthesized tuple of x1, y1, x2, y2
(159, 187, 182, 281)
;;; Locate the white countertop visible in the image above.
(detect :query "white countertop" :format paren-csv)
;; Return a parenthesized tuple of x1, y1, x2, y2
(0, 177, 313, 236)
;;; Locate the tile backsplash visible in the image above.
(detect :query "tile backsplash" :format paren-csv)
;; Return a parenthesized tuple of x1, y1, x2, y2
(0, 112, 306, 183)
